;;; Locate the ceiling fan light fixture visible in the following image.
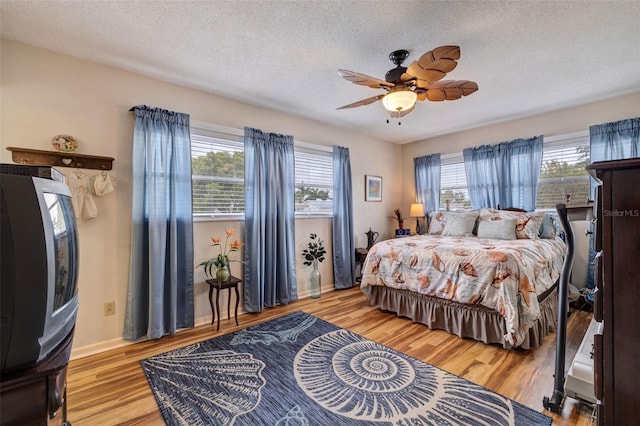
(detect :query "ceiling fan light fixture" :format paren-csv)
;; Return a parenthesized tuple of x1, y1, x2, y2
(382, 90, 417, 113)
(337, 46, 477, 119)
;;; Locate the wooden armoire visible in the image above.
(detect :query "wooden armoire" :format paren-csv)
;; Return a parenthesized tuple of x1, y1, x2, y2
(587, 158, 640, 425)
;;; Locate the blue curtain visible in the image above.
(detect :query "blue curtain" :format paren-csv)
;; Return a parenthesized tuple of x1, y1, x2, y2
(495, 135, 543, 211)
(243, 127, 297, 312)
(332, 145, 355, 289)
(124, 106, 194, 340)
(464, 136, 543, 211)
(414, 153, 441, 212)
(590, 118, 640, 162)
(463, 145, 500, 209)
(586, 117, 640, 289)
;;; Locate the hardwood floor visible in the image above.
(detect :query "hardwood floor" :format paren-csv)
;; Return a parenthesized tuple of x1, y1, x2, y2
(66, 287, 594, 425)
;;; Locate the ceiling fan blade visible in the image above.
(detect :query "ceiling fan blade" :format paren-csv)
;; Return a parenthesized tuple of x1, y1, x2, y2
(430, 80, 478, 95)
(404, 45, 461, 83)
(337, 69, 394, 89)
(424, 89, 465, 101)
(405, 63, 445, 83)
(419, 80, 479, 102)
(336, 94, 385, 110)
(429, 58, 458, 73)
(416, 91, 429, 101)
(432, 45, 461, 61)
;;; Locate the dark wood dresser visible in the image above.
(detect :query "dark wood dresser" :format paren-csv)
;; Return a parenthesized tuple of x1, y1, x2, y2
(0, 329, 74, 425)
(587, 158, 640, 426)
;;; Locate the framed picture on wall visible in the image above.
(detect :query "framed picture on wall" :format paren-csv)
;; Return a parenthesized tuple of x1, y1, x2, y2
(365, 175, 382, 202)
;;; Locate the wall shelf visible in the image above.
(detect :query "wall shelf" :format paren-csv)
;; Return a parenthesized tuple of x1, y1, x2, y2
(6, 147, 114, 170)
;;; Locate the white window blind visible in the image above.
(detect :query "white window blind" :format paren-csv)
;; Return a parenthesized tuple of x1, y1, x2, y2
(191, 129, 245, 216)
(439, 153, 472, 211)
(294, 145, 333, 215)
(191, 126, 333, 217)
(536, 133, 590, 209)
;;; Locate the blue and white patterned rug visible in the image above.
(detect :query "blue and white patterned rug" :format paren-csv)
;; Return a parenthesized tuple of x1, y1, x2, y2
(141, 311, 551, 425)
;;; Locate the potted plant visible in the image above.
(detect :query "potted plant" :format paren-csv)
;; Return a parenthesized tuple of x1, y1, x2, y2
(390, 208, 404, 230)
(301, 233, 326, 298)
(198, 229, 244, 282)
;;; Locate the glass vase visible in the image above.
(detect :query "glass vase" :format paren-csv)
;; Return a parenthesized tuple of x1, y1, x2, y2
(216, 265, 230, 283)
(310, 260, 321, 299)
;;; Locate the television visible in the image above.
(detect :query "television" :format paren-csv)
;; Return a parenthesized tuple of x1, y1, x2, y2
(1, 165, 79, 373)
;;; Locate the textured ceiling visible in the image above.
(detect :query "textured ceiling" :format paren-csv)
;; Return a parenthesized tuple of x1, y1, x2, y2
(1, 1, 639, 144)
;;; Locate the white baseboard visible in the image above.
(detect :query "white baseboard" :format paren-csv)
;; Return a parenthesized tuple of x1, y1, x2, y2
(70, 284, 335, 360)
(70, 336, 136, 360)
(70, 313, 218, 360)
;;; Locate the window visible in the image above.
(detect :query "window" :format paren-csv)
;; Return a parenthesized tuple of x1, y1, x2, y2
(294, 144, 333, 215)
(191, 128, 245, 217)
(536, 132, 590, 209)
(439, 153, 472, 211)
(191, 126, 333, 217)
(434, 131, 590, 212)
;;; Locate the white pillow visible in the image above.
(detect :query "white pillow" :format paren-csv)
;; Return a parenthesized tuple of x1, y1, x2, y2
(478, 208, 544, 239)
(441, 211, 479, 237)
(427, 212, 447, 235)
(477, 218, 517, 240)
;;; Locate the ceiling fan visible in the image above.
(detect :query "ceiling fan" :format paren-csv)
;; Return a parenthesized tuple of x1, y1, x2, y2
(337, 46, 478, 121)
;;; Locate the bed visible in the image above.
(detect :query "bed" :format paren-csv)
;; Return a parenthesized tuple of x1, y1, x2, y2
(360, 208, 565, 349)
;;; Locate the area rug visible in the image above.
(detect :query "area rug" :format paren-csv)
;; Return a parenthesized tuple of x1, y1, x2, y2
(141, 311, 551, 425)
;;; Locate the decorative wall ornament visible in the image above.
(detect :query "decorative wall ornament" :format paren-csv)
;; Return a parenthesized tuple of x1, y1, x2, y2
(51, 134, 79, 153)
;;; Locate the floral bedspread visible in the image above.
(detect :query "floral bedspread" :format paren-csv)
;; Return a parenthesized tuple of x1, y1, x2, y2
(360, 235, 566, 346)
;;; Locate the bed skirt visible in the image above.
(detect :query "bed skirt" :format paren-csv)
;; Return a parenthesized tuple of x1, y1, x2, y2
(361, 285, 558, 349)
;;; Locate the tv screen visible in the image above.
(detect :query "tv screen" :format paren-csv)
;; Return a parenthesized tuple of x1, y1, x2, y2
(1, 166, 79, 373)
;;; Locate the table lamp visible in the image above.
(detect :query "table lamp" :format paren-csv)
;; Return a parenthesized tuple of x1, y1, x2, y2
(410, 203, 425, 235)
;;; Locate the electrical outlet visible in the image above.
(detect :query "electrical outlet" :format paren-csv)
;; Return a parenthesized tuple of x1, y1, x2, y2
(104, 301, 115, 316)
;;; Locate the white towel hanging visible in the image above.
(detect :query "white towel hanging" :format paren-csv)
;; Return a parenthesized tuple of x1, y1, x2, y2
(91, 171, 115, 196)
(67, 172, 97, 222)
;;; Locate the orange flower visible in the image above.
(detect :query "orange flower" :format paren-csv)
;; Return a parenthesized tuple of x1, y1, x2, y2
(198, 229, 245, 278)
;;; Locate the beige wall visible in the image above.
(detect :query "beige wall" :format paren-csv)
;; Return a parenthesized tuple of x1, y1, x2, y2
(400, 92, 640, 209)
(1, 40, 402, 358)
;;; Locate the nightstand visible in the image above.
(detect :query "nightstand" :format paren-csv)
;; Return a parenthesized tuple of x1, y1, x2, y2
(355, 248, 368, 282)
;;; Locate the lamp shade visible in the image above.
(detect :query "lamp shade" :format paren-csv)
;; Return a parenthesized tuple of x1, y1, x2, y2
(410, 203, 425, 217)
(382, 90, 417, 112)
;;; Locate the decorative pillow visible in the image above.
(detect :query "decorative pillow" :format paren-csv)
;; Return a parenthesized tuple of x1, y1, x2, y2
(427, 211, 448, 235)
(441, 211, 480, 237)
(538, 213, 557, 239)
(477, 218, 517, 240)
(478, 208, 544, 239)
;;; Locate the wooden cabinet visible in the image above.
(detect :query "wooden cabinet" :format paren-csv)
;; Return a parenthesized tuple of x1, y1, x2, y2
(0, 330, 73, 425)
(587, 158, 640, 426)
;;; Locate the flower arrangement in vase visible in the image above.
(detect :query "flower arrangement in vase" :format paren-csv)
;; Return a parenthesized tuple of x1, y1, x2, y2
(301, 233, 326, 299)
(198, 229, 244, 282)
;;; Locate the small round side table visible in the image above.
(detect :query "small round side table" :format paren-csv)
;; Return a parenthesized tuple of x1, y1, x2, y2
(205, 276, 241, 331)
